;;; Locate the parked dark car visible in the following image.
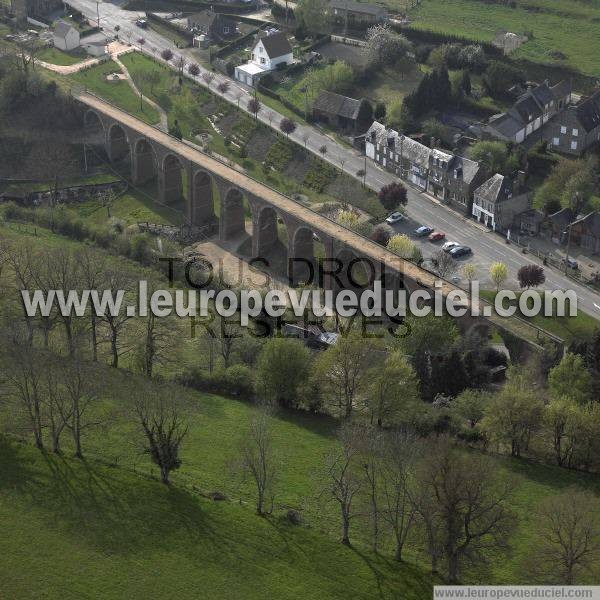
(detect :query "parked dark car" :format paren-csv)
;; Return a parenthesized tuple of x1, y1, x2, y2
(449, 245, 472, 257)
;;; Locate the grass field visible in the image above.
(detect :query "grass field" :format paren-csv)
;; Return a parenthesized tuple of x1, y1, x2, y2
(2, 223, 600, 592)
(68, 61, 161, 125)
(405, 0, 600, 75)
(38, 46, 87, 66)
(0, 439, 432, 600)
(481, 290, 599, 343)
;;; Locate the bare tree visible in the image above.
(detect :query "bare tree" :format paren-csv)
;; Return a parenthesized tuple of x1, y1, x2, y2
(380, 430, 418, 561)
(247, 97, 261, 120)
(78, 248, 106, 361)
(201, 71, 215, 88)
(301, 132, 310, 148)
(322, 422, 364, 545)
(265, 110, 275, 127)
(173, 55, 186, 75)
(60, 358, 99, 458)
(239, 407, 278, 515)
(4, 343, 44, 448)
(432, 250, 458, 279)
(43, 248, 82, 357)
(40, 362, 71, 454)
(6, 242, 37, 345)
(357, 425, 383, 552)
(216, 317, 243, 368)
(135, 387, 188, 485)
(11, 38, 45, 72)
(527, 488, 600, 584)
(216, 80, 230, 95)
(416, 437, 516, 583)
(99, 268, 135, 368)
(136, 281, 178, 377)
(233, 90, 243, 110)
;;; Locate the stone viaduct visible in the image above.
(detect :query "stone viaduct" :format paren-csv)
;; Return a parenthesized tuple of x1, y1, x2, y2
(81, 92, 411, 291)
(77, 92, 562, 351)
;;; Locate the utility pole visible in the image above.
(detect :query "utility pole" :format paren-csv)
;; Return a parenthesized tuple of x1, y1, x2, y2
(96, 0, 100, 29)
(564, 192, 579, 274)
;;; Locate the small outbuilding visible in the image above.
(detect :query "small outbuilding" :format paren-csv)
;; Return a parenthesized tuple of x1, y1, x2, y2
(312, 90, 371, 132)
(53, 20, 80, 51)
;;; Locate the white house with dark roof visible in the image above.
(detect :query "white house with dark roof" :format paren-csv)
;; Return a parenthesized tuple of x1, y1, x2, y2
(483, 80, 571, 144)
(53, 20, 80, 51)
(234, 31, 293, 87)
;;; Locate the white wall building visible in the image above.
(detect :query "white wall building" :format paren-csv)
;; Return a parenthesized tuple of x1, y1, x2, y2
(234, 32, 293, 87)
(81, 33, 109, 57)
(53, 20, 80, 51)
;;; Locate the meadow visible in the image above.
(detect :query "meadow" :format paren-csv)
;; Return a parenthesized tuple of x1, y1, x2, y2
(404, 0, 600, 75)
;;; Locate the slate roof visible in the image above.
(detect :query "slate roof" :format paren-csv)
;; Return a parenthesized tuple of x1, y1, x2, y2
(574, 90, 600, 133)
(474, 174, 514, 204)
(365, 121, 482, 176)
(329, 0, 387, 16)
(485, 111, 524, 138)
(81, 32, 109, 45)
(254, 31, 292, 59)
(513, 94, 543, 123)
(189, 11, 234, 30)
(530, 82, 554, 107)
(452, 155, 482, 185)
(313, 90, 364, 120)
(54, 20, 77, 39)
(551, 80, 571, 101)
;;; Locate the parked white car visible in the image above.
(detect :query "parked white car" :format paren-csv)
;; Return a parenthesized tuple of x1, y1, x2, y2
(386, 212, 405, 225)
(442, 241, 460, 252)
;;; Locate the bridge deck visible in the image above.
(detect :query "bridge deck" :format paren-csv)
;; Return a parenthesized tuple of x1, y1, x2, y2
(77, 91, 561, 348)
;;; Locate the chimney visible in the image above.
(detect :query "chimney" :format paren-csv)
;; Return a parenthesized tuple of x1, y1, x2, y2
(430, 136, 436, 148)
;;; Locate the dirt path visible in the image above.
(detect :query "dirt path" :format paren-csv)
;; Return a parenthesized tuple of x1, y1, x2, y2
(112, 53, 169, 132)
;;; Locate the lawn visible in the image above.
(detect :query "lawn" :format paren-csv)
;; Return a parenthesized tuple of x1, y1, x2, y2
(0, 439, 432, 600)
(38, 46, 87, 66)
(352, 64, 425, 106)
(481, 290, 599, 343)
(404, 0, 600, 75)
(69, 61, 161, 125)
(74, 186, 186, 226)
(3, 357, 600, 588)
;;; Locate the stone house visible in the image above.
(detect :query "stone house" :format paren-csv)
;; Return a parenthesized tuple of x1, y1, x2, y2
(568, 211, 600, 253)
(312, 91, 370, 132)
(364, 121, 486, 214)
(187, 10, 236, 42)
(471, 172, 530, 232)
(548, 90, 600, 156)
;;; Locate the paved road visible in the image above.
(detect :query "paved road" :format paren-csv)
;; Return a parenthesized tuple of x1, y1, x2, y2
(65, 0, 600, 319)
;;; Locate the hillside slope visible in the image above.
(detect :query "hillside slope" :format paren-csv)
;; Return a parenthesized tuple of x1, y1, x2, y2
(0, 439, 432, 599)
